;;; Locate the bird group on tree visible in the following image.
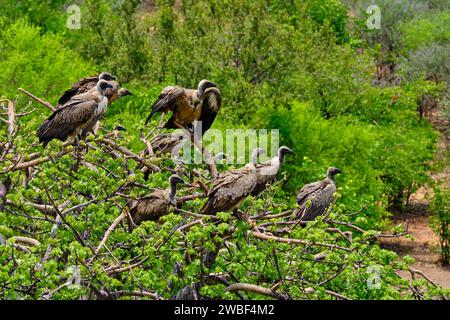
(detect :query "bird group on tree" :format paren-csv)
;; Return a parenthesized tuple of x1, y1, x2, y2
(2, 72, 436, 301)
(32, 72, 341, 229)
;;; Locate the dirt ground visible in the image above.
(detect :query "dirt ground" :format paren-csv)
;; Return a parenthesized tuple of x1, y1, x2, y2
(379, 107, 450, 288)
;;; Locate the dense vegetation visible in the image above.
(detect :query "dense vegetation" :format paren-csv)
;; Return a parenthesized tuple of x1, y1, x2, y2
(0, 0, 448, 299)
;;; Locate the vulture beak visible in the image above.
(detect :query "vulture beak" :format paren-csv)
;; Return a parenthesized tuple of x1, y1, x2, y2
(284, 147, 294, 154)
(204, 81, 217, 89)
(120, 88, 133, 97)
(335, 168, 342, 174)
(115, 125, 127, 132)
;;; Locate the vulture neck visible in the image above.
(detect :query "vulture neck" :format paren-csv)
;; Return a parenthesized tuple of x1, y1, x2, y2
(197, 90, 205, 101)
(277, 150, 286, 165)
(326, 173, 336, 182)
(168, 181, 178, 204)
(251, 150, 261, 165)
(96, 83, 106, 98)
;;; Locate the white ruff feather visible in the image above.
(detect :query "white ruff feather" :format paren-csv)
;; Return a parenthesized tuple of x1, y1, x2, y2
(96, 97, 108, 115)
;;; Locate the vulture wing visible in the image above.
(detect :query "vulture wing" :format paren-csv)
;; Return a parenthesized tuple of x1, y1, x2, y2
(296, 180, 336, 221)
(145, 86, 184, 124)
(201, 166, 256, 215)
(250, 160, 279, 196)
(296, 180, 327, 205)
(57, 76, 98, 108)
(37, 99, 98, 146)
(130, 190, 170, 224)
(198, 87, 221, 136)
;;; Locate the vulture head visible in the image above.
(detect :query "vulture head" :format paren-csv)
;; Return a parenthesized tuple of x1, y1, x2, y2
(278, 146, 293, 163)
(197, 79, 217, 100)
(98, 72, 116, 81)
(96, 80, 115, 96)
(118, 88, 133, 98)
(115, 125, 127, 131)
(327, 167, 342, 180)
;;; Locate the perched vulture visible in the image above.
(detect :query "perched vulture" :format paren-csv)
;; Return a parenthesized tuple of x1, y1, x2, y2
(293, 167, 342, 222)
(200, 148, 264, 215)
(251, 146, 293, 196)
(37, 80, 114, 147)
(129, 174, 187, 225)
(56, 72, 131, 108)
(150, 132, 190, 157)
(0, 176, 11, 200)
(0, 176, 11, 210)
(145, 80, 221, 136)
(138, 132, 190, 180)
(56, 72, 132, 136)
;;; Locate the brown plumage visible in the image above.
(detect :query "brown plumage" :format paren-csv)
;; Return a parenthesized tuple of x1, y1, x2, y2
(0, 176, 11, 211)
(37, 80, 113, 147)
(56, 73, 132, 137)
(145, 80, 221, 136)
(56, 72, 131, 108)
(293, 167, 341, 221)
(251, 146, 293, 196)
(138, 132, 189, 180)
(129, 175, 186, 225)
(200, 149, 264, 215)
(150, 132, 189, 157)
(0, 176, 11, 200)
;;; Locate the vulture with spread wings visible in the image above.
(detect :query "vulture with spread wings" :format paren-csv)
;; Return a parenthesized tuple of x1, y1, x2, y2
(145, 80, 221, 136)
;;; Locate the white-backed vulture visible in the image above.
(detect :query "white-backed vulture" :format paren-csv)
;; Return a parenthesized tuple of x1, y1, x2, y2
(129, 174, 187, 225)
(200, 148, 265, 215)
(293, 167, 341, 221)
(37, 80, 114, 147)
(56, 72, 132, 108)
(251, 146, 293, 196)
(145, 80, 221, 136)
(56, 73, 132, 136)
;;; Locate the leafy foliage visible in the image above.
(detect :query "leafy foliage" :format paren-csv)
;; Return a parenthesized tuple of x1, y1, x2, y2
(0, 0, 448, 300)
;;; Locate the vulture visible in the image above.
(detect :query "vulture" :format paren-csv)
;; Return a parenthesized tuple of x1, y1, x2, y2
(0, 176, 11, 200)
(293, 167, 342, 222)
(128, 174, 187, 225)
(37, 80, 114, 147)
(0, 176, 11, 210)
(150, 132, 189, 157)
(139, 132, 189, 180)
(251, 146, 294, 196)
(55, 72, 132, 137)
(200, 148, 265, 215)
(145, 80, 221, 136)
(56, 72, 132, 108)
